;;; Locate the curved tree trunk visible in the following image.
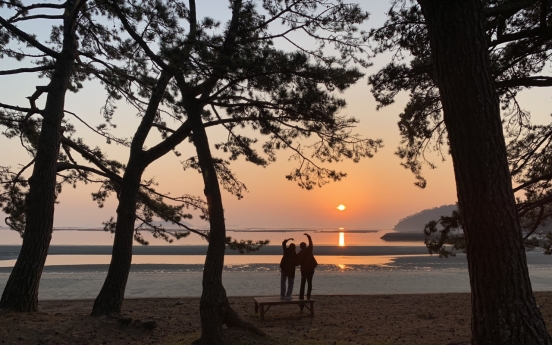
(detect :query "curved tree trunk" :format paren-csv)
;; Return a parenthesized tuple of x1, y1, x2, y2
(91, 73, 170, 316)
(418, 0, 551, 343)
(0, 0, 86, 312)
(187, 102, 264, 344)
(91, 163, 144, 316)
(190, 104, 229, 345)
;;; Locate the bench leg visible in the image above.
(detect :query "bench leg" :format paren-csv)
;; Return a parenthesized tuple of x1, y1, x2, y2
(299, 303, 304, 312)
(255, 302, 258, 314)
(310, 302, 314, 317)
(260, 304, 265, 319)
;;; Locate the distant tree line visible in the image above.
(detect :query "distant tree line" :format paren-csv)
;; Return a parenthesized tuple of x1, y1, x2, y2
(393, 204, 456, 231)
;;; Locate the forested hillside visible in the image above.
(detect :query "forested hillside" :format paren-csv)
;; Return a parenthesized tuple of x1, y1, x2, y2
(394, 205, 457, 232)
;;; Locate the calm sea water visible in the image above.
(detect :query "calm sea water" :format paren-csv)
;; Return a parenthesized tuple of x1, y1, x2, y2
(0, 228, 416, 246)
(1, 228, 551, 298)
(0, 228, 423, 267)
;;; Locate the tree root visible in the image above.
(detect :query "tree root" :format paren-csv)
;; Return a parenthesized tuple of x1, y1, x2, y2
(224, 302, 266, 336)
(192, 299, 265, 344)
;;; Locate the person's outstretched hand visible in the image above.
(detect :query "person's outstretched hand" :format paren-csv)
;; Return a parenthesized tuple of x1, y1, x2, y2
(289, 238, 294, 241)
(304, 233, 310, 237)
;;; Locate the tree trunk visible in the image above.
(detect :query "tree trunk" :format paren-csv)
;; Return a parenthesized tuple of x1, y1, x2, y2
(91, 73, 171, 316)
(189, 103, 229, 345)
(0, 0, 85, 312)
(91, 162, 144, 316)
(187, 101, 264, 344)
(418, 0, 551, 343)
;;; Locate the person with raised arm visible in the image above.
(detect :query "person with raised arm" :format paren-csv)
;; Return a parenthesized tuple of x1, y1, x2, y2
(297, 233, 317, 300)
(279, 237, 297, 300)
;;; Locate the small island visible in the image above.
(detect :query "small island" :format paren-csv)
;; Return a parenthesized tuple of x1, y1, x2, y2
(381, 204, 457, 242)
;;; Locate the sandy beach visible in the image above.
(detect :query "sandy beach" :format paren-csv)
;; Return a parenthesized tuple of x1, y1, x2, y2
(1, 292, 552, 345)
(1, 244, 552, 344)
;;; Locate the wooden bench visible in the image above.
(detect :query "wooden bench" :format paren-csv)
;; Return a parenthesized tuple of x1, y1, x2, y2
(253, 296, 315, 319)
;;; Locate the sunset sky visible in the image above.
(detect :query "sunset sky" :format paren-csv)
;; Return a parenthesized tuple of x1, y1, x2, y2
(0, 1, 549, 232)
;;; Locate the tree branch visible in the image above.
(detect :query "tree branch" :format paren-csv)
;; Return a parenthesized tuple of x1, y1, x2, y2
(490, 26, 552, 46)
(11, 159, 35, 189)
(64, 110, 130, 146)
(9, 14, 64, 23)
(144, 119, 193, 164)
(0, 102, 42, 114)
(106, 0, 171, 72)
(61, 136, 122, 182)
(484, 0, 539, 17)
(56, 162, 114, 180)
(0, 15, 59, 58)
(523, 205, 545, 241)
(496, 76, 552, 88)
(130, 71, 171, 156)
(0, 65, 55, 75)
(191, 0, 243, 98)
(518, 194, 552, 217)
(513, 172, 552, 192)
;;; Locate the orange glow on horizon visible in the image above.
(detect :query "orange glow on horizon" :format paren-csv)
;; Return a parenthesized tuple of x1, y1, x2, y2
(337, 204, 346, 211)
(339, 232, 345, 246)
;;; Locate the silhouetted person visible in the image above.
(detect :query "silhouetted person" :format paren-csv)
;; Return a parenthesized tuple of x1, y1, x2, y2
(297, 233, 317, 300)
(280, 238, 297, 300)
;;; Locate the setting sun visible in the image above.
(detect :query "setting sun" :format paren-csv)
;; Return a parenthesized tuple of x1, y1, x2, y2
(337, 204, 346, 211)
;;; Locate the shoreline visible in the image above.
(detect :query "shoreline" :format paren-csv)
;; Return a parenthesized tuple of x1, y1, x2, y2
(0, 244, 428, 256)
(2, 292, 552, 344)
(2, 260, 552, 299)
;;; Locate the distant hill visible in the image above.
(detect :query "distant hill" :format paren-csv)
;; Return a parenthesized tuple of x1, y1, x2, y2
(394, 204, 457, 232)
(393, 204, 552, 234)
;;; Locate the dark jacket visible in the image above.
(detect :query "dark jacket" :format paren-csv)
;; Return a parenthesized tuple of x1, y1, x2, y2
(297, 235, 317, 273)
(280, 239, 297, 277)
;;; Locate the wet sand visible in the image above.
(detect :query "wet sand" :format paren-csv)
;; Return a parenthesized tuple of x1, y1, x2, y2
(2, 253, 552, 299)
(0, 244, 429, 259)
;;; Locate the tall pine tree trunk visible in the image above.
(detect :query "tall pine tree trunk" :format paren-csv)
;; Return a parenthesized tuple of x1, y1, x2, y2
(187, 101, 263, 344)
(0, 0, 86, 312)
(91, 163, 144, 316)
(189, 102, 229, 345)
(418, 0, 551, 343)
(91, 73, 170, 316)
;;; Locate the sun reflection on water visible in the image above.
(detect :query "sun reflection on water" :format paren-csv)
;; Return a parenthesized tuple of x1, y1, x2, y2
(337, 264, 347, 271)
(338, 232, 345, 246)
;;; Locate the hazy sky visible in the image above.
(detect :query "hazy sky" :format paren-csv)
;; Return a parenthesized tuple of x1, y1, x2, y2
(0, 1, 549, 232)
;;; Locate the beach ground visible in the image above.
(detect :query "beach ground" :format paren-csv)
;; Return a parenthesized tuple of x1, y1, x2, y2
(2, 292, 552, 345)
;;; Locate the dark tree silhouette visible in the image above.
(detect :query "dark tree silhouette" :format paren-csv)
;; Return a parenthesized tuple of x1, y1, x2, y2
(93, 0, 380, 342)
(371, 0, 552, 256)
(370, 1, 552, 242)
(370, 0, 552, 190)
(370, 1, 552, 341)
(0, 0, 88, 312)
(373, 0, 551, 343)
(1, 1, 378, 339)
(0, 0, 270, 317)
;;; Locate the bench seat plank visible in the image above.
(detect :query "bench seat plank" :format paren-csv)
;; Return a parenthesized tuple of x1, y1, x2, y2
(254, 296, 315, 319)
